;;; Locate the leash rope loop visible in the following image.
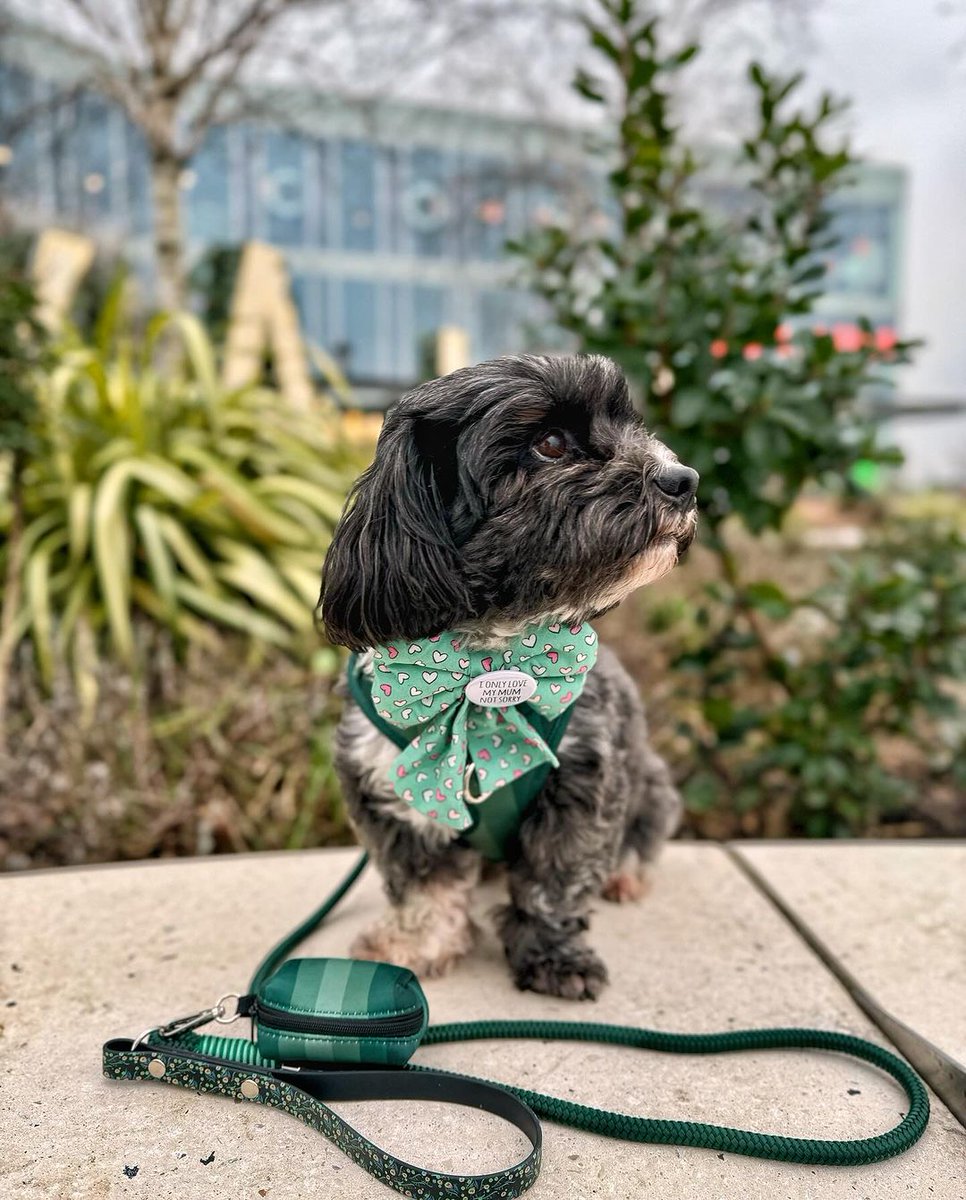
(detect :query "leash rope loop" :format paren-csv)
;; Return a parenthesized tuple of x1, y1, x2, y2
(420, 1020, 930, 1167)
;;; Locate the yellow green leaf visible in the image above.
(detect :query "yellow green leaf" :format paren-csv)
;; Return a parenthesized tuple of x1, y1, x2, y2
(155, 515, 217, 589)
(71, 616, 99, 726)
(130, 579, 220, 650)
(68, 483, 92, 566)
(253, 475, 347, 525)
(176, 443, 309, 544)
(134, 504, 177, 619)
(92, 460, 134, 663)
(57, 565, 95, 651)
(25, 533, 61, 686)
(213, 539, 314, 630)
(175, 580, 293, 648)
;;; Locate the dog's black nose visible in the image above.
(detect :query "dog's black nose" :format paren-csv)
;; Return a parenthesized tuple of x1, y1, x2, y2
(655, 464, 699, 502)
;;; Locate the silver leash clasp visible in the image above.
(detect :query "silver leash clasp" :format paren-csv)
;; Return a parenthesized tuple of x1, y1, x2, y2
(131, 993, 242, 1051)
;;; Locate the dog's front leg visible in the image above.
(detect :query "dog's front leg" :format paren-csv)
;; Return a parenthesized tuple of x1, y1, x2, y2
(496, 775, 620, 1001)
(347, 795, 481, 979)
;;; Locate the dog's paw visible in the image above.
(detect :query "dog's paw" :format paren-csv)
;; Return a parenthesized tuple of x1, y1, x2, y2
(350, 919, 473, 980)
(514, 945, 608, 1001)
(601, 870, 650, 904)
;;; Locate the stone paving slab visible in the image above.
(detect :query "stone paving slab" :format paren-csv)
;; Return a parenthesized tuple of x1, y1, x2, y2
(2, 845, 964, 1200)
(732, 842, 966, 1070)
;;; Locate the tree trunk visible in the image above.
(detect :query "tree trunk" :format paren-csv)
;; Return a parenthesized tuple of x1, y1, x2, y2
(150, 148, 186, 311)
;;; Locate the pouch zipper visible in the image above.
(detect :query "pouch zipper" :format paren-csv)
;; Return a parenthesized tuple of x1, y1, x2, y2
(254, 1000, 424, 1039)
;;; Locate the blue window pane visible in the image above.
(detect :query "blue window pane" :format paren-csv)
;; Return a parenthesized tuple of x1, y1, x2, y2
(236, 124, 260, 239)
(343, 279, 378, 375)
(289, 273, 327, 350)
(406, 147, 449, 258)
(825, 203, 894, 299)
(0, 62, 31, 123)
(305, 138, 327, 247)
(341, 141, 375, 252)
(379, 144, 401, 254)
(526, 166, 568, 233)
(464, 157, 507, 262)
(264, 131, 304, 246)
(413, 284, 444, 375)
(504, 175, 530, 243)
(0, 64, 39, 205)
(479, 289, 519, 360)
(125, 121, 151, 236)
(414, 285, 445, 331)
(76, 93, 112, 224)
(389, 283, 444, 380)
(290, 272, 309, 325)
(50, 99, 81, 221)
(188, 128, 229, 243)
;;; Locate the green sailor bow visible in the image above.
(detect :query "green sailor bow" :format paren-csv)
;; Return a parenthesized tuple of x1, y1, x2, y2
(370, 622, 599, 832)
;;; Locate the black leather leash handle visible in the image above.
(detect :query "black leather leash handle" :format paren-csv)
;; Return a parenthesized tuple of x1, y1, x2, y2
(103, 1035, 542, 1200)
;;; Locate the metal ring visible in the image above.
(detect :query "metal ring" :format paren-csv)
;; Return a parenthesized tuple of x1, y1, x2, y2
(215, 993, 242, 1023)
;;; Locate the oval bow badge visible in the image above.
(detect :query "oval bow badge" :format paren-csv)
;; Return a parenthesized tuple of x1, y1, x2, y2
(464, 670, 537, 708)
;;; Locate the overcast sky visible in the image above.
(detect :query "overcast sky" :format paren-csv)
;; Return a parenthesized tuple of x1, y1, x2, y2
(805, 2, 966, 400)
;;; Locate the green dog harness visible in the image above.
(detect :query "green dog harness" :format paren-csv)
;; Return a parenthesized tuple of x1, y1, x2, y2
(360, 622, 599, 838)
(348, 644, 578, 861)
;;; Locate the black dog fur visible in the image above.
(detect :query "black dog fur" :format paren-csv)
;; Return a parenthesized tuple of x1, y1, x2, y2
(320, 354, 697, 1000)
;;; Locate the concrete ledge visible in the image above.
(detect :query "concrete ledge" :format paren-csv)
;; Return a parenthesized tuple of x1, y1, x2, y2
(2, 844, 964, 1198)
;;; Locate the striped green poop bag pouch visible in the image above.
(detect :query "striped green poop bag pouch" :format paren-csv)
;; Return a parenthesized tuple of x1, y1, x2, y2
(247, 958, 429, 1066)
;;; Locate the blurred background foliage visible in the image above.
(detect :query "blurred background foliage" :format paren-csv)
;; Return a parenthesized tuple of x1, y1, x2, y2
(1, 0, 963, 869)
(516, 0, 965, 838)
(0, 286, 367, 865)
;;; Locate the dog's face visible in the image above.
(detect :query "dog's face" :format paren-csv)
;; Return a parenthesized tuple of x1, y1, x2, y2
(321, 355, 697, 650)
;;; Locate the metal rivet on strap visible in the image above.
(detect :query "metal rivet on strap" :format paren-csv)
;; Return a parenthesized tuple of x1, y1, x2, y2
(240, 1078, 260, 1099)
(147, 1059, 166, 1079)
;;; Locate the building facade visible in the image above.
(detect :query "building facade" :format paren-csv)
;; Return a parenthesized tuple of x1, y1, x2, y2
(0, 25, 905, 401)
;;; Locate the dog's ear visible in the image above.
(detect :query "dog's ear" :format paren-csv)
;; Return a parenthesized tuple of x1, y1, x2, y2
(319, 410, 474, 650)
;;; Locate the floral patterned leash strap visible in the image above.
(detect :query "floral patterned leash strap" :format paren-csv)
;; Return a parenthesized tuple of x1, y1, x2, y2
(103, 1031, 542, 1200)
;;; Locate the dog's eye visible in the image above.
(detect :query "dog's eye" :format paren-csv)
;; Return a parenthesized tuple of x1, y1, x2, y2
(533, 430, 568, 462)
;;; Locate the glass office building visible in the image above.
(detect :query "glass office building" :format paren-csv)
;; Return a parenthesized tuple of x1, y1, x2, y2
(0, 25, 904, 398)
(0, 25, 591, 396)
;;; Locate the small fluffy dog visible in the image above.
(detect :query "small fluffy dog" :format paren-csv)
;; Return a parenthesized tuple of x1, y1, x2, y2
(320, 354, 697, 1000)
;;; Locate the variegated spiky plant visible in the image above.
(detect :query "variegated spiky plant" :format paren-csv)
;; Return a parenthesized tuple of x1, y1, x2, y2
(3, 300, 367, 705)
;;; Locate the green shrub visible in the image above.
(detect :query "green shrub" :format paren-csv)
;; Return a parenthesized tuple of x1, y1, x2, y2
(0, 295, 364, 706)
(0, 257, 48, 747)
(512, 0, 963, 835)
(0, 252, 43, 460)
(673, 521, 966, 836)
(512, 2, 909, 536)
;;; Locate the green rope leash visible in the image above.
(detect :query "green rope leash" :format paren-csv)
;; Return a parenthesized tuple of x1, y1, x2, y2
(148, 1014, 928, 1168)
(420, 1020, 929, 1166)
(212, 852, 929, 1168)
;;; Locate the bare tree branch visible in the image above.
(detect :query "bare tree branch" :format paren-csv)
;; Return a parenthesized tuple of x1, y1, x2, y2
(168, 0, 291, 93)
